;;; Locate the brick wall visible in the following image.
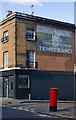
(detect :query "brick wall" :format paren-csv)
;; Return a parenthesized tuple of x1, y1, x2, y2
(0, 15, 75, 72)
(0, 19, 16, 68)
(16, 20, 37, 67)
(36, 28, 75, 72)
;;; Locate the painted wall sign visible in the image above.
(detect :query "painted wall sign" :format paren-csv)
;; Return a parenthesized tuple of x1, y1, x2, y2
(37, 25, 72, 54)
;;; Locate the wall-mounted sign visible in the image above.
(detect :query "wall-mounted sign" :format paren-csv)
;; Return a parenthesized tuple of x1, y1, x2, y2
(37, 25, 72, 54)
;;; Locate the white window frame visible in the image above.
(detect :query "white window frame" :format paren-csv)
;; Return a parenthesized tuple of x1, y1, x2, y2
(18, 75, 30, 88)
(26, 28, 35, 41)
(27, 50, 35, 68)
(3, 31, 8, 41)
(4, 51, 8, 68)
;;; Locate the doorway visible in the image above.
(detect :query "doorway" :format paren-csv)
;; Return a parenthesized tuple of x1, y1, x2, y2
(3, 77, 9, 98)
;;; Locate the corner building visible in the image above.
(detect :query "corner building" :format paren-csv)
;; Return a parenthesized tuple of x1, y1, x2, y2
(0, 12, 76, 100)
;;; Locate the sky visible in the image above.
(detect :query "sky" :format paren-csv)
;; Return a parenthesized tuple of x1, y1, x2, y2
(0, 0, 75, 24)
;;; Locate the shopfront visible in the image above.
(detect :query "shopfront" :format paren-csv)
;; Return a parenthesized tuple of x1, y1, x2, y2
(0, 69, 30, 99)
(0, 69, 74, 100)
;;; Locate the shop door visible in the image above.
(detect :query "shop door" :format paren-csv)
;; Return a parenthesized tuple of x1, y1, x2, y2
(4, 77, 9, 98)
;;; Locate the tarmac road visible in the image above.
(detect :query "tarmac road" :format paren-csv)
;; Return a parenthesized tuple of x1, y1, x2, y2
(2, 104, 60, 120)
(1, 98, 76, 120)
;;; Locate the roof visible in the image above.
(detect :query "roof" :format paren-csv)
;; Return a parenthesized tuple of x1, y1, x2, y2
(0, 12, 75, 30)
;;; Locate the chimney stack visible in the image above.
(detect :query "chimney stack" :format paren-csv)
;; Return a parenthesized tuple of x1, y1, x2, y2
(6, 10, 13, 17)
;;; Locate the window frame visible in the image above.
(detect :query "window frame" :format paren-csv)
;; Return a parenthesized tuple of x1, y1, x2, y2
(18, 75, 30, 89)
(3, 51, 8, 69)
(27, 50, 36, 68)
(3, 30, 9, 43)
(26, 28, 36, 41)
(27, 50, 35, 62)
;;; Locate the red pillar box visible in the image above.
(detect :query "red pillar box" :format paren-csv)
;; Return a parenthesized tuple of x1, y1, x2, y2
(49, 88, 58, 112)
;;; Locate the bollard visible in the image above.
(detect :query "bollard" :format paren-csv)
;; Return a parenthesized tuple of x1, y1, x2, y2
(49, 88, 58, 112)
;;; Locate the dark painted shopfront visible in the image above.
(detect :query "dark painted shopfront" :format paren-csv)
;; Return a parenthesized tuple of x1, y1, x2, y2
(0, 69, 74, 100)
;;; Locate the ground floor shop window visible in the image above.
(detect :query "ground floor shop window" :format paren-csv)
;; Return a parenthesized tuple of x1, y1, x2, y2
(18, 75, 29, 88)
(9, 76, 14, 98)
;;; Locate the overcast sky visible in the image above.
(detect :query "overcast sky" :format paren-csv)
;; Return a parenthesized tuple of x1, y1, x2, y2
(0, 0, 75, 24)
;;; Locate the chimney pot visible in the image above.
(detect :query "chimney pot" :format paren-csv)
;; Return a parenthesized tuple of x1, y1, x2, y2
(6, 10, 12, 17)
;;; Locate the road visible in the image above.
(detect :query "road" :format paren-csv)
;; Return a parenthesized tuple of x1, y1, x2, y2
(0, 98, 76, 120)
(1, 103, 61, 120)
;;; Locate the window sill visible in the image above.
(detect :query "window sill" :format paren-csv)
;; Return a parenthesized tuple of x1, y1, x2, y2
(2, 40, 9, 44)
(26, 38, 36, 42)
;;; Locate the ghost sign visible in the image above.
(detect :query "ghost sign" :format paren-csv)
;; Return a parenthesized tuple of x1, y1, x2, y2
(37, 25, 72, 54)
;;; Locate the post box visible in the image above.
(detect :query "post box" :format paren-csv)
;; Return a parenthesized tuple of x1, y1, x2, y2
(49, 88, 58, 112)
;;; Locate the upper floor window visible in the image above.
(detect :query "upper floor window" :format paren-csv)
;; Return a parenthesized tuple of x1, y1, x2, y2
(26, 28, 35, 41)
(1, 31, 9, 43)
(26, 50, 36, 68)
(27, 50, 35, 63)
(3, 51, 8, 68)
(3, 31, 8, 41)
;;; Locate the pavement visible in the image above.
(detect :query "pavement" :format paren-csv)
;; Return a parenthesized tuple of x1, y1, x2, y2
(0, 98, 76, 120)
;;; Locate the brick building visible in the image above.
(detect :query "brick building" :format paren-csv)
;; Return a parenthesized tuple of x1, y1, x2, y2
(0, 11, 76, 100)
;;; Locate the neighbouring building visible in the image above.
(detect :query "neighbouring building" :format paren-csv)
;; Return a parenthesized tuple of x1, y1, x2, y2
(0, 11, 76, 100)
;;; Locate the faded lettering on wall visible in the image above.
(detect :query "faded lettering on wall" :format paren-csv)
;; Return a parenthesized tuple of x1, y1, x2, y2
(37, 25, 72, 54)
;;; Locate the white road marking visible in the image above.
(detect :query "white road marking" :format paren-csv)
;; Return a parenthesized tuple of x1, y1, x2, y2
(24, 108, 29, 111)
(12, 107, 17, 109)
(3, 105, 6, 107)
(30, 109, 35, 112)
(36, 113, 48, 117)
(18, 107, 23, 111)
